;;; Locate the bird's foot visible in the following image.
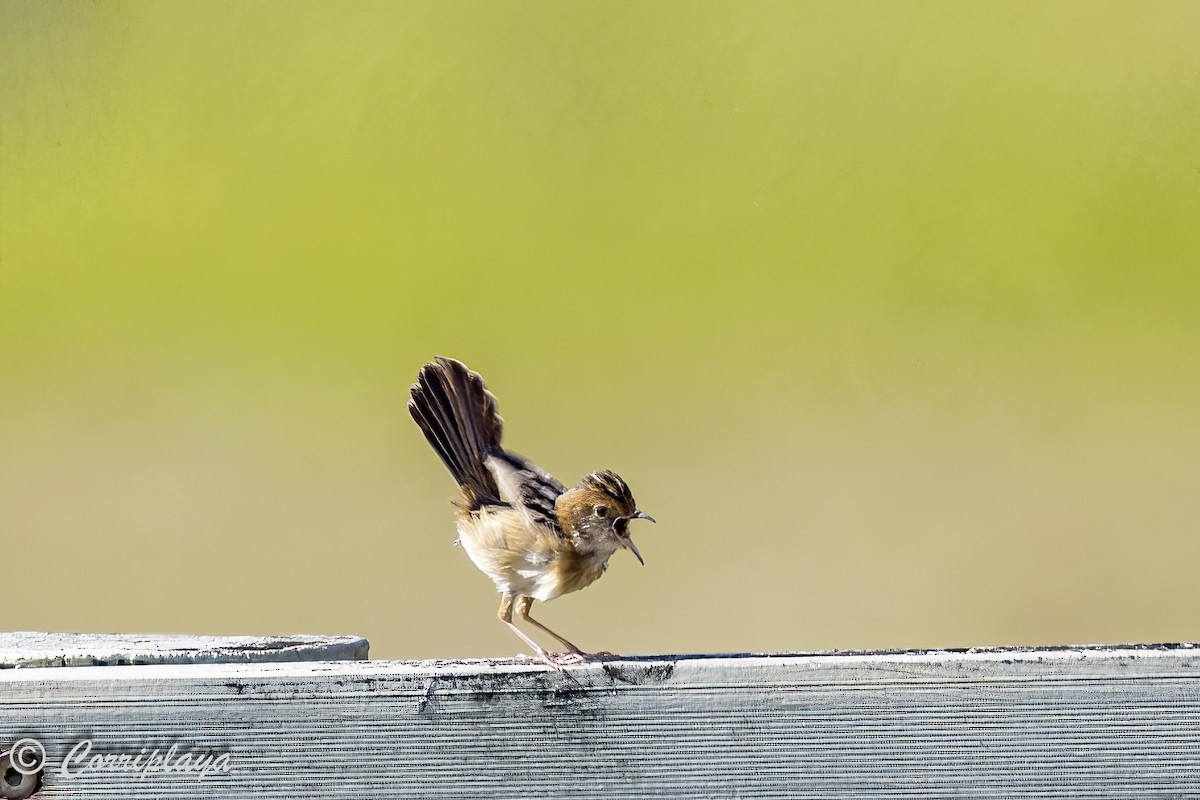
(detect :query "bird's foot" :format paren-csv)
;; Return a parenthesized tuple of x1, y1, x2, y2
(514, 651, 563, 671)
(549, 649, 621, 665)
(518, 649, 620, 668)
(528, 650, 587, 668)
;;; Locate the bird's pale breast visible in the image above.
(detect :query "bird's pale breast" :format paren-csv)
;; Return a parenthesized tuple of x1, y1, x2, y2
(456, 508, 612, 601)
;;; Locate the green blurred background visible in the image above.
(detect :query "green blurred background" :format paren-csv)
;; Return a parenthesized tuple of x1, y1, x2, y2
(2, 1, 1198, 660)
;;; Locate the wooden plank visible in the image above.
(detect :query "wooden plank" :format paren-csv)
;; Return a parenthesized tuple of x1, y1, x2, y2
(0, 632, 369, 669)
(2, 644, 1200, 798)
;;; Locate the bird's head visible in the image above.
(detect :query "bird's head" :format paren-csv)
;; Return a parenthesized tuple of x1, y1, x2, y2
(555, 470, 655, 564)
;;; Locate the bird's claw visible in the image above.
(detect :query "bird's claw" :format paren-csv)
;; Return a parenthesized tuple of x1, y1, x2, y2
(519, 649, 621, 669)
(548, 651, 586, 666)
(542, 650, 620, 667)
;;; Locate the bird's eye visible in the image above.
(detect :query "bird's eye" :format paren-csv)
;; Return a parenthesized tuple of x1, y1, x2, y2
(594, 505, 608, 518)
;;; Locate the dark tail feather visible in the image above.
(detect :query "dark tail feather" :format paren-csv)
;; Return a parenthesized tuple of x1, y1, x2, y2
(408, 357, 503, 507)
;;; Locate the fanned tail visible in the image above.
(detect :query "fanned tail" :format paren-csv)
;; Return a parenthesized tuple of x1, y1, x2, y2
(408, 357, 503, 508)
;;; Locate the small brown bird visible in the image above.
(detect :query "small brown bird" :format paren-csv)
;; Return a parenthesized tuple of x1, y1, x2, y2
(408, 356, 654, 666)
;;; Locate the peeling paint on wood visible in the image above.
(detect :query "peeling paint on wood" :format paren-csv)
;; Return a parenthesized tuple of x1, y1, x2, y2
(0, 631, 369, 669)
(2, 643, 1200, 797)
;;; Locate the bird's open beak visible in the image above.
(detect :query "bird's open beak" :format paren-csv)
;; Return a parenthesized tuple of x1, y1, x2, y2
(624, 536, 645, 566)
(622, 510, 654, 565)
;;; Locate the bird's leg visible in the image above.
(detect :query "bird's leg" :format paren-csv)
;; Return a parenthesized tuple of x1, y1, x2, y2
(515, 596, 592, 664)
(498, 593, 561, 669)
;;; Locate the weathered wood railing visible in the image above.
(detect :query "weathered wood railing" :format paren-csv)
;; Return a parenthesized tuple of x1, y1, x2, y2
(3, 633, 1200, 798)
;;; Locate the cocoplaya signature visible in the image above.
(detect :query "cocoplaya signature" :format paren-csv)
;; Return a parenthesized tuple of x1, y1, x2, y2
(60, 739, 233, 782)
(4, 738, 234, 782)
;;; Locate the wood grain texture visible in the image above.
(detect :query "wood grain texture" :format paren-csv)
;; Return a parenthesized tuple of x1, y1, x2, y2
(2, 644, 1200, 798)
(0, 632, 369, 669)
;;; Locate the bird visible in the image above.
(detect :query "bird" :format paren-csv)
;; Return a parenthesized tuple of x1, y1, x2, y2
(407, 356, 654, 667)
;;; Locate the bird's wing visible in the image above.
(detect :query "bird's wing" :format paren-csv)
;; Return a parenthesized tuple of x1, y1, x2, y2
(484, 451, 567, 534)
